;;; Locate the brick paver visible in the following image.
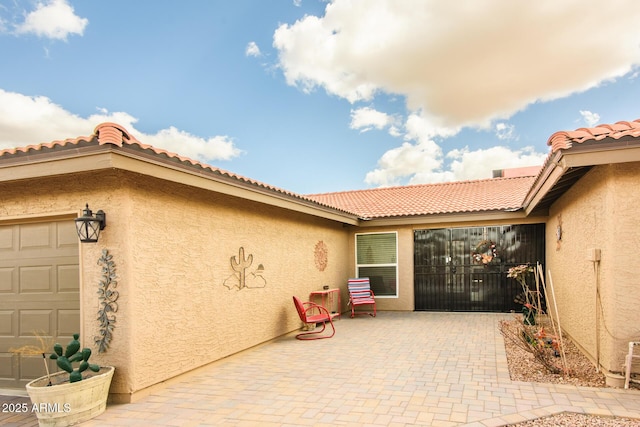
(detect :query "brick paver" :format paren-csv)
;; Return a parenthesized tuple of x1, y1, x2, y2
(2, 312, 639, 426)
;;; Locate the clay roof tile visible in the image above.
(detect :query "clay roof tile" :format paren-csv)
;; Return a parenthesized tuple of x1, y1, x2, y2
(547, 119, 640, 152)
(306, 176, 536, 219)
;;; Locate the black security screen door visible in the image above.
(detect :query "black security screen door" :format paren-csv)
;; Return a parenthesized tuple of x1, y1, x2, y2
(414, 224, 545, 312)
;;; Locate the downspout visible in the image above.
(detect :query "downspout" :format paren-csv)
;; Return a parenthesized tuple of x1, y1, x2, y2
(589, 248, 602, 372)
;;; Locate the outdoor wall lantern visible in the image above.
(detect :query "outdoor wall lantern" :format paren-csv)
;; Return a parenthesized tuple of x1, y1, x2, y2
(75, 203, 106, 243)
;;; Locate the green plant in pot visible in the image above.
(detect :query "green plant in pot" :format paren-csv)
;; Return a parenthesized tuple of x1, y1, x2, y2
(49, 333, 100, 383)
(26, 333, 114, 427)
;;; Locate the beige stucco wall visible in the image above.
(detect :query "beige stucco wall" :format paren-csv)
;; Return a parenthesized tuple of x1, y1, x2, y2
(547, 163, 640, 381)
(0, 168, 351, 401)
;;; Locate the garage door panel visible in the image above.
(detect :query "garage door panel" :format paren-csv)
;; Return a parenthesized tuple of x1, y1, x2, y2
(57, 222, 78, 248)
(0, 354, 14, 380)
(58, 310, 80, 336)
(0, 310, 14, 336)
(19, 310, 54, 336)
(19, 223, 52, 250)
(0, 227, 13, 250)
(0, 267, 14, 292)
(0, 220, 79, 390)
(19, 266, 53, 293)
(58, 264, 79, 292)
(20, 355, 55, 381)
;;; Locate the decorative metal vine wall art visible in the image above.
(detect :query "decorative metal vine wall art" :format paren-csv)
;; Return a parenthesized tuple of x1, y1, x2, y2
(223, 247, 266, 290)
(95, 249, 118, 353)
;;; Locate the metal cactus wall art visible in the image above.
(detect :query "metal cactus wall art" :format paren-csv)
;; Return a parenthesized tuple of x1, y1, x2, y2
(95, 249, 118, 353)
(223, 247, 266, 290)
(232, 247, 252, 287)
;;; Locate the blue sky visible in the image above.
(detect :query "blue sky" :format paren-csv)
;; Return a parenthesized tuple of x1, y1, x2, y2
(1, 0, 640, 195)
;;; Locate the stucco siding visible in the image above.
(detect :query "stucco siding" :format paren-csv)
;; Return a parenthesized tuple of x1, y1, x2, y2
(547, 163, 640, 380)
(0, 169, 351, 401)
(122, 172, 350, 396)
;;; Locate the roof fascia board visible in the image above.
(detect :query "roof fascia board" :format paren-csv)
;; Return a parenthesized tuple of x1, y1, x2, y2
(560, 145, 640, 168)
(357, 210, 543, 228)
(523, 144, 640, 215)
(0, 147, 360, 225)
(0, 151, 113, 181)
(523, 152, 565, 216)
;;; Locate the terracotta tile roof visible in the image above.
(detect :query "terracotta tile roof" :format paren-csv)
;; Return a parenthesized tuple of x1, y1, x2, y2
(306, 176, 537, 219)
(0, 123, 355, 214)
(0, 122, 134, 155)
(15, 119, 640, 221)
(547, 119, 640, 152)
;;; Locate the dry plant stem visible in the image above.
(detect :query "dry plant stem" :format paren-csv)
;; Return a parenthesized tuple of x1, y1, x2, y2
(536, 263, 568, 373)
(545, 269, 568, 374)
(42, 353, 51, 386)
(9, 331, 55, 385)
(502, 318, 608, 388)
(534, 262, 542, 323)
(504, 325, 633, 427)
(499, 317, 564, 375)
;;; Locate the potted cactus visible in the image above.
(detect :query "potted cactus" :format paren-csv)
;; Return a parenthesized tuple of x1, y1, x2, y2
(25, 333, 114, 427)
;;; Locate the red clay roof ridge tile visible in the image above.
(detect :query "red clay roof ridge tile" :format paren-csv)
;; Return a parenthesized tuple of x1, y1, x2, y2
(95, 122, 137, 146)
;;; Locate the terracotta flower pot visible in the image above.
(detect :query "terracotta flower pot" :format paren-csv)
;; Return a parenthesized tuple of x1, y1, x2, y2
(26, 366, 114, 427)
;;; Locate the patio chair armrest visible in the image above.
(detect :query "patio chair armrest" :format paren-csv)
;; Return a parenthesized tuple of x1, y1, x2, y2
(303, 301, 330, 317)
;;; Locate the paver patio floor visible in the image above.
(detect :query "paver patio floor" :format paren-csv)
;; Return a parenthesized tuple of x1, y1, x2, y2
(2, 312, 640, 426)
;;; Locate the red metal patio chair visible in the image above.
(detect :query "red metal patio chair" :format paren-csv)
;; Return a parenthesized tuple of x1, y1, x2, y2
(292, 296, 335, 340)
(347, 277, 377, 318)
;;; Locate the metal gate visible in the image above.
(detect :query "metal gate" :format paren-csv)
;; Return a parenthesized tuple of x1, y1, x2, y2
(414, 224, 545, 312)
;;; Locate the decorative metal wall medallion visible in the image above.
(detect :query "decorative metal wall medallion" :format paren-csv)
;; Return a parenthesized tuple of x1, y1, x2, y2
(314, 240, 328, 271)
(223, 247, 266, 290)
(95, 249, 118, 353)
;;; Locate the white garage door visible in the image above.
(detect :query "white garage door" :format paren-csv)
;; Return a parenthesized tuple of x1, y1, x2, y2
(0, 220, 79, 390)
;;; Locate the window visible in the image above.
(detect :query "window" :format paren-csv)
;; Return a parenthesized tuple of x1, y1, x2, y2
(355, 232, 398, 297)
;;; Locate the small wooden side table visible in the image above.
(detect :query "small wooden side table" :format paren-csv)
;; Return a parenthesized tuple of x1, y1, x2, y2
(309, 288, 341, 320)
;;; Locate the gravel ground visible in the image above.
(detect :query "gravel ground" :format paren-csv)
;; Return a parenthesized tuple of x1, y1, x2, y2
(509, 412, 640, 427)
(502, 317, 640, 426)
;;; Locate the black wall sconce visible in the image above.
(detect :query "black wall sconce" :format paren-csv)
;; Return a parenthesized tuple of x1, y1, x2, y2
(75, 204, 106, 243)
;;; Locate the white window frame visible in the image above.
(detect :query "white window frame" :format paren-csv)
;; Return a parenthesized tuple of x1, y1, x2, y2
(355, 231, 399, 298)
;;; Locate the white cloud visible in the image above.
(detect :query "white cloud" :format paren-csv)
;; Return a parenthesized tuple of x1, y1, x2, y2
(580, 110, 600, 127)
(365, 114, 448, 186)
(274, 0, 640, 131)
(0, 89, 242, 162)
(349, 107, 393, 132)
(404, 112, 460, 141)
(140, 127, 241, 163)
(245, 41, 261, 57)
(366, 143, 547, 187)
(293, 0, 302, 6)
(365, 139, 444, 187)
(274, 0, 640, 186)
(495, 122, 517, 141)
(15, 0, 88, 40)
(364, 114, 546, 187)
(442, 146, 546, 182)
